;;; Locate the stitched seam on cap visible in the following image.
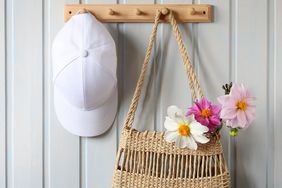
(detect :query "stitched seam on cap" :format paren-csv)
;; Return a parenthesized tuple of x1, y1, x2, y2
(53, 55, 80, 83)
(80, 84, 117, 111)
(92, 56, 117, 83)
(82, 15, 87, 109)
(87, 42, 117, 82)
(88, 40, 115, 50)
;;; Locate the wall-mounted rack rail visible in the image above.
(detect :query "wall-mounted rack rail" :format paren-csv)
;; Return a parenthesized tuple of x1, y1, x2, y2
(64, 4, 213, 23)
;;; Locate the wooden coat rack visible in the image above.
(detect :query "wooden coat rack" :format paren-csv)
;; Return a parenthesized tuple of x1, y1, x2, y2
(64, 4, 213, 23)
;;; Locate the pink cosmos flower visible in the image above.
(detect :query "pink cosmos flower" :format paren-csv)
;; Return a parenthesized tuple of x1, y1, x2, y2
(186, 98, 221, 133)
(217, 84, 256, 129)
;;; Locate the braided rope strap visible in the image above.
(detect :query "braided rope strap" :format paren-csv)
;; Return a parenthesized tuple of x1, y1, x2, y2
(124, 9, 204, 130)
(168, 12, 204, 99)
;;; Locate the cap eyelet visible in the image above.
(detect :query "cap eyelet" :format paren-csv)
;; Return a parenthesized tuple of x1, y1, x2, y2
(81, 50, 88, 58)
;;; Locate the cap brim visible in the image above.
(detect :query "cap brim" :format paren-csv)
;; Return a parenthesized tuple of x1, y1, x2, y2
(54, 86, 118, 137)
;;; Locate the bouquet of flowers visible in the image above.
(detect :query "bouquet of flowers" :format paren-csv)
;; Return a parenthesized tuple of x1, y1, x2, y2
(164, 83, 256, 150)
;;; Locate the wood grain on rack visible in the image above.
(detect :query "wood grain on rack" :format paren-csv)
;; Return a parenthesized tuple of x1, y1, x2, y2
(64, 4, 213, 23)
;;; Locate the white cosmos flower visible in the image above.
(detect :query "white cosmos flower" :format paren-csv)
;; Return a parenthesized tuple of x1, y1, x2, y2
(164, 105, 210, 150)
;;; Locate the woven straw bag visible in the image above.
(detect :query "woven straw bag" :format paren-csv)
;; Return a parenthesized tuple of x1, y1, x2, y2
(112, 9, 230, 188)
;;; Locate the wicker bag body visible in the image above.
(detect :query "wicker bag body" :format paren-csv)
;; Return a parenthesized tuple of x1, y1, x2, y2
(113, 9, 230, 188)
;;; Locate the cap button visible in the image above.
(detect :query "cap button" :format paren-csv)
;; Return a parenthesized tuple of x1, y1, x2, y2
(81, 50, 88, 58)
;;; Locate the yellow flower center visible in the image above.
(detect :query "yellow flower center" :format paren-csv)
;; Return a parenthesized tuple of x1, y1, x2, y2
(201, 109, 211, 118)
(178, 124, 190, 136)
(236, 101, 247, 111)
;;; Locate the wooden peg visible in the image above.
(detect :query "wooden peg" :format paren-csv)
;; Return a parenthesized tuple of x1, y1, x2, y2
(108, 9, 115, 15)
(80, 8, 87, 14)
(190, 8, 196, 15)
(161, 8, 169, 15)
(73, 8, 88, 15)
(136, 8, 142, 15)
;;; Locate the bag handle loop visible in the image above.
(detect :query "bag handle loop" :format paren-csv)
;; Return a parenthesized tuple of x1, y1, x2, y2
(124, 9, 204, 130)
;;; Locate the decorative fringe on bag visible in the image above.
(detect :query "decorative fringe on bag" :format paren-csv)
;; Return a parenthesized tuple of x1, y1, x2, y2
(112, 9, 230, 188)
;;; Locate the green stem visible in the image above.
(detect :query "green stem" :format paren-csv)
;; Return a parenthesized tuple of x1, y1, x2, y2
(229, 128, 239, 137)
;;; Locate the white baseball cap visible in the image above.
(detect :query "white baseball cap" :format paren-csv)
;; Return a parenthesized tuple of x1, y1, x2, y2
(52, 12, 117, 137)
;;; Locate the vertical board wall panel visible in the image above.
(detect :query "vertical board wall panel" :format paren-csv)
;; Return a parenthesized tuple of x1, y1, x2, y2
(267, 0, 274, 186)
(82, 0, 118, 187)
(6, 0, 43, 187)
(235, 0, 268, 187)
(45, 0, 80, 188)
(0, 0, 6, 187)
(274, 0, 282, 186)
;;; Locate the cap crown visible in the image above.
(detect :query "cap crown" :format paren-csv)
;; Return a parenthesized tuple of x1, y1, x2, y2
(52, 13, 117, 110)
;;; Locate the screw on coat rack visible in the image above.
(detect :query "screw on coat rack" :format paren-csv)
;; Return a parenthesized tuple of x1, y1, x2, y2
(161, 8, 169, 15)
(108, 9, 115, 15)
